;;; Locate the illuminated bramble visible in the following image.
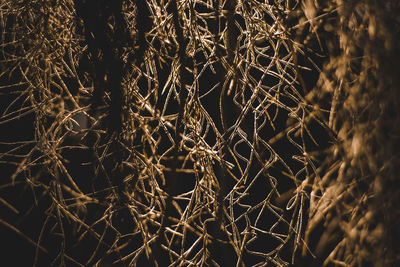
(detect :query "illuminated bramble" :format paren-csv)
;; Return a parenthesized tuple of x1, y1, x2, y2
(0, 1, 399, 266)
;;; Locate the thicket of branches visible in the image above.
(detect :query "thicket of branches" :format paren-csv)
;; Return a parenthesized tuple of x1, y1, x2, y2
(1, 0, 399, 266)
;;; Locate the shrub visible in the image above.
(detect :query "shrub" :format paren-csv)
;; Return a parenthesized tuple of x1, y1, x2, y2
(1, 0, 399, 266)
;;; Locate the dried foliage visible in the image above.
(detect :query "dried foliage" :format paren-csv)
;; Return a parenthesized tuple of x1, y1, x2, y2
(0, 0, 399, 266)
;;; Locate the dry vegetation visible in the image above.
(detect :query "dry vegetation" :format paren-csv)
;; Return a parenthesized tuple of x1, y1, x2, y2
(0, 0, 399, 266)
